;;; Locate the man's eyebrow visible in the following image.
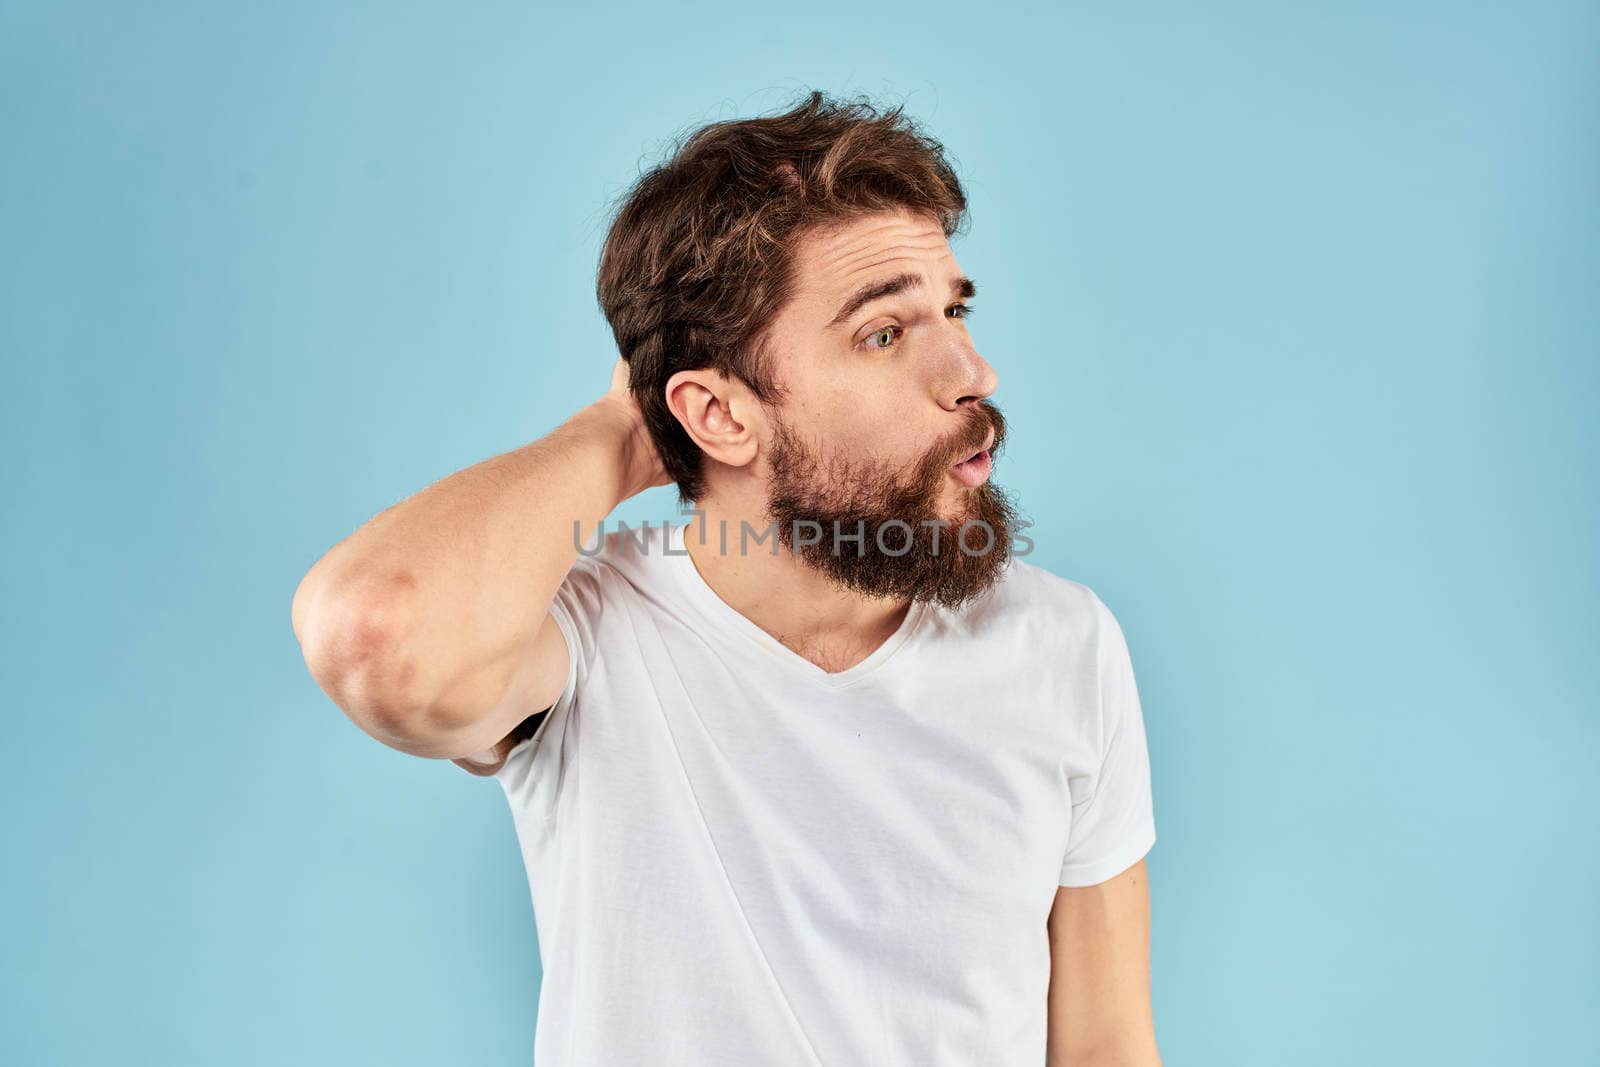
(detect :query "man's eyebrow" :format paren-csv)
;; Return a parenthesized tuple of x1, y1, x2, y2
(826, 273, 978, 331)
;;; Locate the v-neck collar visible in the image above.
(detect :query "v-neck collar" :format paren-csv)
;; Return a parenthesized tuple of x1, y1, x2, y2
(664, 521, 931, 689)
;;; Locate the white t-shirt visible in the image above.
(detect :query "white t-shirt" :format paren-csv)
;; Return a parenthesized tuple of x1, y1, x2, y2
(491, 520, 1156, 1066)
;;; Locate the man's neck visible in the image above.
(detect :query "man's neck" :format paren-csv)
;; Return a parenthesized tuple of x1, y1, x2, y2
(681, 497, 911, 674)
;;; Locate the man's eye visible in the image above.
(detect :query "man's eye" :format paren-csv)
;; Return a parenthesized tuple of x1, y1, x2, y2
(864, 326, 900, 350)
(861, 304, 975, 351)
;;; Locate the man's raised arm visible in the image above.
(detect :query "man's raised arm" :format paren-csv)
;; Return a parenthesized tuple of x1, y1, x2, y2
(290, 359, 667, 763)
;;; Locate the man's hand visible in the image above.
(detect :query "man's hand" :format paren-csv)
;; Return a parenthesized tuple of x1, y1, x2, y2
(590, 357, 671, 500)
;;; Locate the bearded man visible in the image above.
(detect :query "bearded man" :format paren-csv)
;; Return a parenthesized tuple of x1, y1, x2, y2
(292, 90, 1162, 1067)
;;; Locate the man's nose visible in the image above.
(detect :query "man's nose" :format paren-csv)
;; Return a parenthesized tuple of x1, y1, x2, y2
(944, 345, 999, 410)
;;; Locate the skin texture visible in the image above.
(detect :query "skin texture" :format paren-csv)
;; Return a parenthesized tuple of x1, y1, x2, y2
(1048, 860, 1161, 1066)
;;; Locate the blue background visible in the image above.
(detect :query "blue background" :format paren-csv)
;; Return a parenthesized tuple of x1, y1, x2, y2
(3, 2, 1595, 1063)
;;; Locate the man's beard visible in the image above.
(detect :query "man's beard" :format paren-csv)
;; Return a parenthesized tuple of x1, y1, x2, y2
(763, 401, 1020, 611)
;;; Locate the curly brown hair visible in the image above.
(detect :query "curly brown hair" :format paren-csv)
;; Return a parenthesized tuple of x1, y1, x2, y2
(594, 89, 971, 504)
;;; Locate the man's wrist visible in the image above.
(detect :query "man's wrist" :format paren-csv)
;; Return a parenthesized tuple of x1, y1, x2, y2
(566, 398, 659, 502)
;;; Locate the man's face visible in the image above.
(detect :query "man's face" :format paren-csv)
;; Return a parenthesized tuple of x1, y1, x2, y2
(756, 207, 1017, 609)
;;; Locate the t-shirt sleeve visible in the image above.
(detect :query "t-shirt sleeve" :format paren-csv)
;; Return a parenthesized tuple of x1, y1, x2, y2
(490, 553, 607, 814)
(1057, 591, 1158, 887)
(543, 552, 606, 702)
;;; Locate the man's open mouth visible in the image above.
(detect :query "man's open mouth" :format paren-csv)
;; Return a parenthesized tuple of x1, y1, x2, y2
(953, 427, 996, 467)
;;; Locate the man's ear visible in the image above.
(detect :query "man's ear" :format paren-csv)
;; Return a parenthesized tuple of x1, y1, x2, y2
(664, 368, 762, 471)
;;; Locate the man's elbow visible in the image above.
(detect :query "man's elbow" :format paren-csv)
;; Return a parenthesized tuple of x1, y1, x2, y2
(292, 579, 437, 746)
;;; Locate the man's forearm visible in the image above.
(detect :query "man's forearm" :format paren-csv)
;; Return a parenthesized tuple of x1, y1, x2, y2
(292, 399, 651, 732)
(1048, 1031, 1163, 1067)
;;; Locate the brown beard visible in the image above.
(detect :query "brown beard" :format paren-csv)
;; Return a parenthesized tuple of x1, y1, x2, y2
(762, 401, 1020, 611)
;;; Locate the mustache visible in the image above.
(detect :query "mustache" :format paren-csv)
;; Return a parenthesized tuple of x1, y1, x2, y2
(769, 401, 1007, 490)
(939, 400, 1006, 467)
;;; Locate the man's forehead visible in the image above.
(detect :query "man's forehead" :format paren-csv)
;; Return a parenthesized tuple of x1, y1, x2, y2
(793, 211, 956, 303)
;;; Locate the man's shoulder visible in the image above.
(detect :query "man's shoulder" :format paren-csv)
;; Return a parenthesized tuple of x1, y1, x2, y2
(564, 519, 681, 592)
(975, 556, 1109, 636)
